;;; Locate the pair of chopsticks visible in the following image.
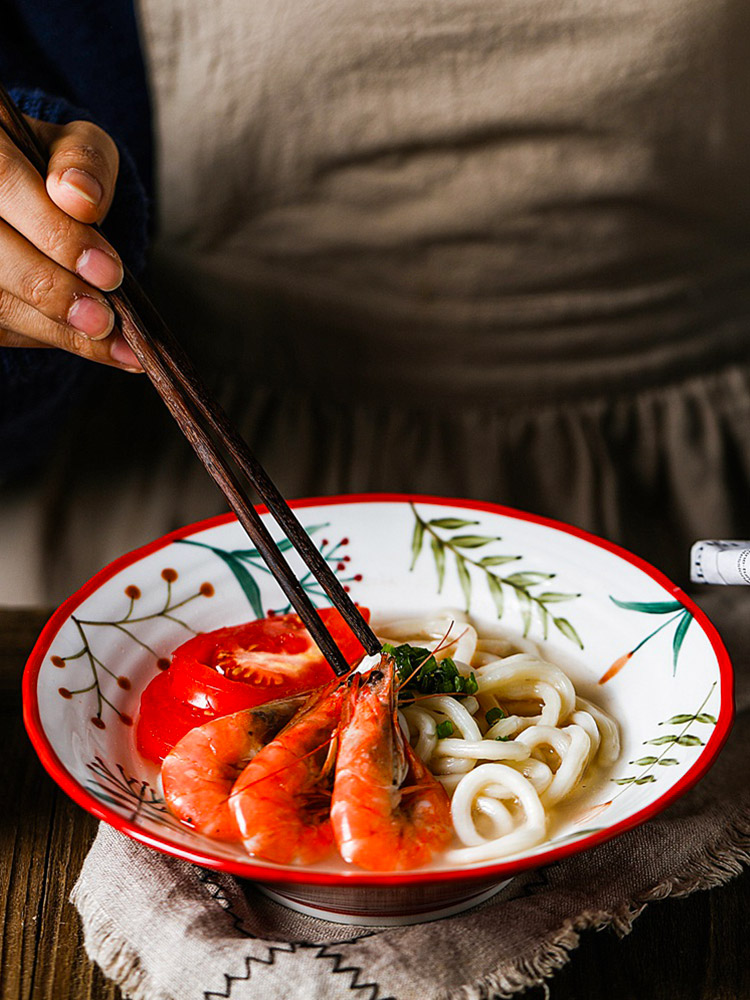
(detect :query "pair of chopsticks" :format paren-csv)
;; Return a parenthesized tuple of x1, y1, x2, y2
(0, 81, 381, 676)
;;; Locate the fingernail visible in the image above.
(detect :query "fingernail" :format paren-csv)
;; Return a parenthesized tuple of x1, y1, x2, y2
(76, 248, 123, 291)
(59, 167, 103, 207)
(110, 336, 142, 370)
(68, 296, 114, 340)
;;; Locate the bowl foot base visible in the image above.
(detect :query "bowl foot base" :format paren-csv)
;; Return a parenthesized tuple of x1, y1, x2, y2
(257, 878, 512, 926)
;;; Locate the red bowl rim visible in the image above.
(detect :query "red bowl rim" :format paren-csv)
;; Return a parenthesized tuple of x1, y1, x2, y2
(22, 492, 734, 887)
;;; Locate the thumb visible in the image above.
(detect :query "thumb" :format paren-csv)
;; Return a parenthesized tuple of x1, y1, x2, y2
(35, 118, 120, 225)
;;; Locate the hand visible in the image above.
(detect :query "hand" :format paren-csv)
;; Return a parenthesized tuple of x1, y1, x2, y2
(0, 115, 142, 370)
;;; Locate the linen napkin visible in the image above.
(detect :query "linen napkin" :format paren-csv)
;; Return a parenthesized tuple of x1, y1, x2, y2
(72, 592, 750, 1000)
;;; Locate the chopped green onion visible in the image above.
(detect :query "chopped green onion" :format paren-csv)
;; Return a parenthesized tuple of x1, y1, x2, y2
(383, 642, 479, 698)
(486, 706, 506, 726)
(436, 720, 454, 739)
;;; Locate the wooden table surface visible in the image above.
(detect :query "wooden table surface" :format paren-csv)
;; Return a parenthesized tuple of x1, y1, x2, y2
(3, 607, 750, 1000)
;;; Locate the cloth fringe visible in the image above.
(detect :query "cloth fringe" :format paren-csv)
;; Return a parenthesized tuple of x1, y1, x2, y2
(70, 807, 750, 1000)
(442, 804, 750, 1000)
(69, 883, 166, 1000)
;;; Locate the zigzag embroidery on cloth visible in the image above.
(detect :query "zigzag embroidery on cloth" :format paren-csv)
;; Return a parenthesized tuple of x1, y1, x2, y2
(197, 870, 257, 939)
(202, 942, 389, 1000)
(198, 870, 387, 998)
(197, 869, 377, 948)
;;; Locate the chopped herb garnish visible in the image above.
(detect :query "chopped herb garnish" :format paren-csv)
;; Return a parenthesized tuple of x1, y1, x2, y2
(495, 734, 511, 741)
(436, 720, 454, 739)
(382, 641, 479, 697)
(485, 706, 506, 726)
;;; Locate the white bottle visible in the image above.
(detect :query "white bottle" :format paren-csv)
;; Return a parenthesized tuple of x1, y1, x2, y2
(690, 540, 750, 585)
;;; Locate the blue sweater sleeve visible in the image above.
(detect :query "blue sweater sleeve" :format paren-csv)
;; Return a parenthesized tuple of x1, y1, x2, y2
(0, 85, 150, 483)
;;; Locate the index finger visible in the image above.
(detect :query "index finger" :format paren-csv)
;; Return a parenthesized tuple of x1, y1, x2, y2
(0, 128, 123, 291)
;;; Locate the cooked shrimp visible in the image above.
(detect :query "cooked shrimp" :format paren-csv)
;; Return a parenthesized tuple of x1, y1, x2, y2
(331, 659, 453, 871)
(161, 694, 307, 840)
(229, 680, 345, 864)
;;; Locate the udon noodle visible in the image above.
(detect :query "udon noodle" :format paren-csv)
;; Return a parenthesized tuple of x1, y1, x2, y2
(373, 611, 620, 864)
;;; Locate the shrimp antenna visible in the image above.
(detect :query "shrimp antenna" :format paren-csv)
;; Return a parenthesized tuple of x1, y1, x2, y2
(228, 732, 339, 797)
(396, 621, 469, 693)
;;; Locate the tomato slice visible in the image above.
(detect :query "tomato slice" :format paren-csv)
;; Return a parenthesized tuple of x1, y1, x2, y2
(135, 669, 212, 765)
(136, 607, 370, 764)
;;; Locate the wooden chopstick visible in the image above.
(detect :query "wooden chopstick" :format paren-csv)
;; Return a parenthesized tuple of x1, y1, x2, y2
(0, 82, 381, 674)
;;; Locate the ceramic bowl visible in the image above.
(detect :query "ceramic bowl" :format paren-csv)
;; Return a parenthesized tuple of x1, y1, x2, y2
(23, 495, 732, 924)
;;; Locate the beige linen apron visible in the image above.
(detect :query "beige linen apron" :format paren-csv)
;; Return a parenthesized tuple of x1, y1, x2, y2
(2, 0, 750, 604)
